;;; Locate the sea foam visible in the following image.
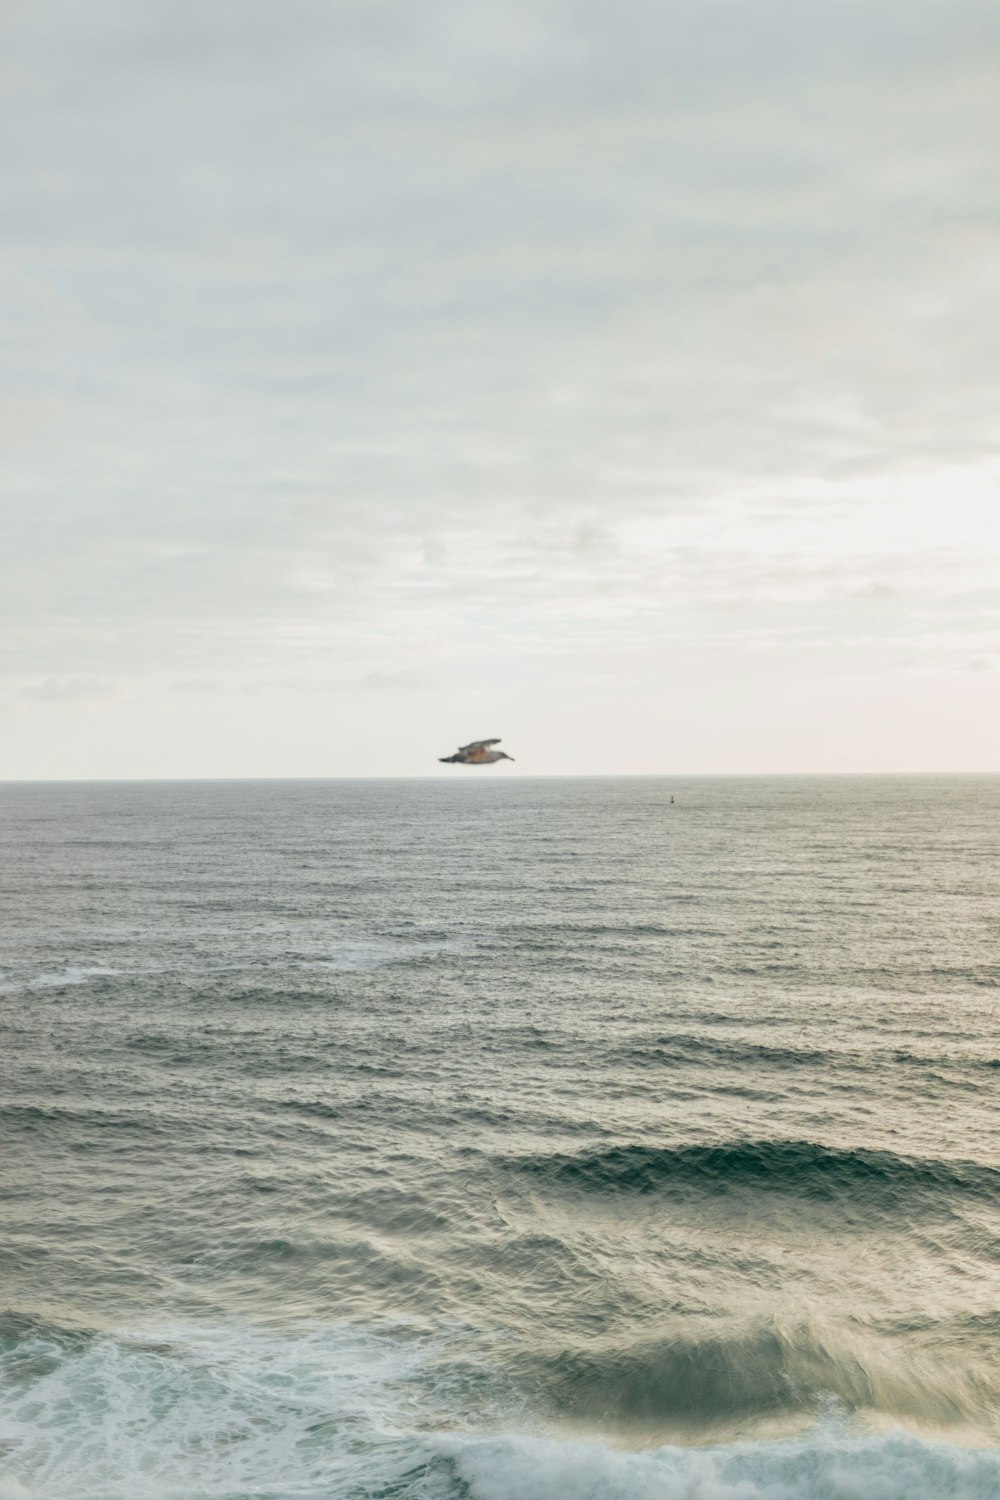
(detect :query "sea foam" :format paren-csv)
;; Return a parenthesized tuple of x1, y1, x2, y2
(437, 1428, 1000, 1500)
(1, 1319, 998, 1500)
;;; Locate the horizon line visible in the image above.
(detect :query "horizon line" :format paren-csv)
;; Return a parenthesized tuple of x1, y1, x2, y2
(1, 770, 998, 786)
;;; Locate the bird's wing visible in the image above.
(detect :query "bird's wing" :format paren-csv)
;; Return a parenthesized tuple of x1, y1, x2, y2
(458, 738, 500, 753)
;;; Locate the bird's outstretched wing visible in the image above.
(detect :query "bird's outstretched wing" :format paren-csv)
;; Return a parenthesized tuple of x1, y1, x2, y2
(458, 738, 501, 753)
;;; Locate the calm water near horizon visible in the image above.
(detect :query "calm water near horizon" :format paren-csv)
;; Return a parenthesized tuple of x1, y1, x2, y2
(1, 775, 998, 1499)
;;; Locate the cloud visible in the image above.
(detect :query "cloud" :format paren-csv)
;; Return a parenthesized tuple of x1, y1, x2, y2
(845, 580, 898, 601)
(2, 677, 124, 712)
(1, 0, 998, 772)
(355, 668, 434, 691)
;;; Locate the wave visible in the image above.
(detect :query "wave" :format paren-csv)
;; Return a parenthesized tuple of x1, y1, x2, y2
(0, 1103, 168, 1137)
(432, 1428, 1000, 1500)
(892, 1049, 1000, 1074)
(621, 1036, 835, 1070)
(0, 938, 464, 996)
(502, 1139, 1000, 1208)
(1, 1317, 998, 1499)
(0, 966, 120, 995)
(522, 1319, 996, 1434)
(617, 1037, 999, 1079)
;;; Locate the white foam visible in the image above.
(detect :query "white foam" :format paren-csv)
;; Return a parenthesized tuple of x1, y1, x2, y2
(0, 938, 460, 996)
(439, 1428, 1000, 1500)
(296, 937, 457, 972)
(2, 1322, 998, 1500)
(0, 966, 122, 995)
(33, 966, 121, 988)
(0, 1322, 426, 1499)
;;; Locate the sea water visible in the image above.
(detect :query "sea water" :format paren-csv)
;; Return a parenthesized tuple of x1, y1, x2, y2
(1, 775, 998, 1499)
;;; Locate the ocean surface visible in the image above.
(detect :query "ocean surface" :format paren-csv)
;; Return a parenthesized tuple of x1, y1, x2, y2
(1, 774, 998, 1500)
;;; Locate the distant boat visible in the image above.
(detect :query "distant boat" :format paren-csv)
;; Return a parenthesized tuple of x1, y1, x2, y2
(439, 738, 515, 765)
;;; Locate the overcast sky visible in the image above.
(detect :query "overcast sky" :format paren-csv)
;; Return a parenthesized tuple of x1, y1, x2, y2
(2, 0, 998, 777)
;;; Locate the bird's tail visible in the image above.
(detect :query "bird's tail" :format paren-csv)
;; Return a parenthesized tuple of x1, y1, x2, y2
(439, 755, 460, 763)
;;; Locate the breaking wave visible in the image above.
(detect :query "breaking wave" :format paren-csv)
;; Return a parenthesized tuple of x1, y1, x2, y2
(523, 1319, 996, 1434)
(1, 1316, 998, 1500)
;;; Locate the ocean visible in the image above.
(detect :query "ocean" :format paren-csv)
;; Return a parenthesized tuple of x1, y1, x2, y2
(1, 774, 998, 1500)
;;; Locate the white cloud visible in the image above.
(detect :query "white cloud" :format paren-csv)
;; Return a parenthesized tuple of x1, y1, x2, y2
(1, 0, 998, 773)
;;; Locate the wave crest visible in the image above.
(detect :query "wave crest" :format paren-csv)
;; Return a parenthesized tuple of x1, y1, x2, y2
(524, 1319, 993, 1434)
(503, 1139, 999, 1207)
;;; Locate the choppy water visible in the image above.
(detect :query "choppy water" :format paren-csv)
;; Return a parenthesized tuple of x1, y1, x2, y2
(1, 775, 998, 1500)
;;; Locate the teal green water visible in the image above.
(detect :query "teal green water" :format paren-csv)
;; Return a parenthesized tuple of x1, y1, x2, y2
(1, 776, 998, 1498)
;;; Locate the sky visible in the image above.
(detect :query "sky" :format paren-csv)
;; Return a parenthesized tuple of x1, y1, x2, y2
(2, 0, 998, 778)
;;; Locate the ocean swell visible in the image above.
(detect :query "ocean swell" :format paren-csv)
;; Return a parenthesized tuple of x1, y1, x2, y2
(521, 1319, 994, 1436)
(503, 1139, 1000, 1210)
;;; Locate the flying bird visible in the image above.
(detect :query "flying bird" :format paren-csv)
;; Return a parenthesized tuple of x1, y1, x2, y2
(439, 738, 515, 765)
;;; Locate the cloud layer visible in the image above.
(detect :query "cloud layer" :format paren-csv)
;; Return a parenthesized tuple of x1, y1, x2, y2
(2, 0, 998, 773)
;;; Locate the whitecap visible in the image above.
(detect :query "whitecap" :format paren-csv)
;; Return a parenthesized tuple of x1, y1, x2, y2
(438, 1427, 1000, 1500)
(0, 966, 122, 995)
(2, 1320, 998, 1500)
